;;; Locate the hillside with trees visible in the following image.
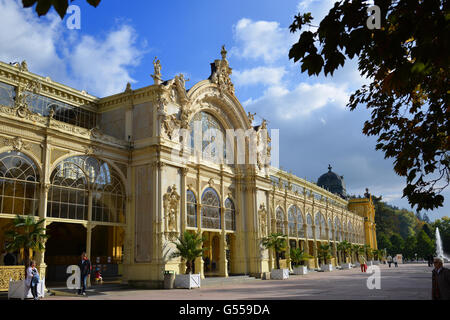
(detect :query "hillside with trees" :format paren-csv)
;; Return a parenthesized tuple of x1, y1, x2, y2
(369, 195, 449, 259)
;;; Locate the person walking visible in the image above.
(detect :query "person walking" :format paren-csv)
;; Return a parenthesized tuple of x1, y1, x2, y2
(432, 257, 450, 300)
(387, 255, 393, 268)
(393, 255, 398, 267)
(359, 254, 367, 272)
(78, 252, 91, 296)
(26, 260, 40, 300)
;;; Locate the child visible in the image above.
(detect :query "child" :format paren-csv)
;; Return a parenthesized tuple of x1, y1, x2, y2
(95, 270, 103, 284)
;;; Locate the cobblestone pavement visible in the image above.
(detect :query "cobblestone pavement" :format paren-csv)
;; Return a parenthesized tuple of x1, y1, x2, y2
(42, 263, 432, 300)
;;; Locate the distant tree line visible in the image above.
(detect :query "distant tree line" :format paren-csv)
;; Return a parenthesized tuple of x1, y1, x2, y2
(370, 195, 449, 259)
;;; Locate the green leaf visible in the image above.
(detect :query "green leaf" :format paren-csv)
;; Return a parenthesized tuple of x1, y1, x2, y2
(51, 0, 69, 19)
(35, 0, 52, 16)
(86, 0, 101, 7)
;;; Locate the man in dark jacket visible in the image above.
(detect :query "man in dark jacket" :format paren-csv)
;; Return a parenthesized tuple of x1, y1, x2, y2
(432, 257, 450, 300)
(78, 252, 91, 296)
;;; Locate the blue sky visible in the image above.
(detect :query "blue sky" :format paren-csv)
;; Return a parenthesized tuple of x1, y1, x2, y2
(0, 0, 448, 220)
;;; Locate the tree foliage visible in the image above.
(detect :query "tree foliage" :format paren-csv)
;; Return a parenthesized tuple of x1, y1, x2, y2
(317, 243, 332, 265)
(290, 247, 312, 267)
(415, 230, 435, 258)
(22, 0, 101, 19)
(171, 231, 205, 274)
(289, 0, 450, 211)
(433, 216, 450, 254)
(4, 215, 49, 273)
(262, 232, 287, 270)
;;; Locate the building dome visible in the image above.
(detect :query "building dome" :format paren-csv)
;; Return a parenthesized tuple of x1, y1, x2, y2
(317, 165, 347, 199)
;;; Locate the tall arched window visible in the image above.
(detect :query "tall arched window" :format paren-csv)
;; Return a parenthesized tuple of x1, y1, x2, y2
(297, 208, 305, 238)
(334, 217, 342, 242)
(190, 111, 226, 161)
(224, 198, 236, 231)
(307, 213, 313, 238)
(276, 207, 285, 234)
(0, 151, 39, 215)
(201, 188, 220, 229)
(348, 221, 352, 242)
(48, 156, 125, 222)
(320, 213, 327, 240)
(328, 218, 333, 240)
(314, 213, 321, 239)
(186, 190, 197, 228)
(288, 206, 296, 237)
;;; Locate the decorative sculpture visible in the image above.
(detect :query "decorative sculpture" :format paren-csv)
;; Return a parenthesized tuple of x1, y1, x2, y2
(163, 184, 180, 232)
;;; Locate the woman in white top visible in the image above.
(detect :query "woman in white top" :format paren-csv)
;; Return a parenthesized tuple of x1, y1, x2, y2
(25, 260, 39, 300)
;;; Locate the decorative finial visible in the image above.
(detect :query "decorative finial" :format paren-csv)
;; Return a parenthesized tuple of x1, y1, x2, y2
(125, 82, 132, 92)
(328, 164, 332, 171)
(221, 45, 227, 60)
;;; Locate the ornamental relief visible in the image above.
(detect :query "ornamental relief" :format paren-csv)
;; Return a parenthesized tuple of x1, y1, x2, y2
(258, 203, 268, 237)
(1, 136, 31, 152)
(163, 184, 180, 233)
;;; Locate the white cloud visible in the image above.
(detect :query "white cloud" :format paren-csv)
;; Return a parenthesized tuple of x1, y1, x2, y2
(231, 18, 296, 64)
(247, 82, 349, 120)
(0, 0, 145, 97)
(296, 0, 337, 23)
(232, 66, 286, 87)
(69, 25, 143, 96)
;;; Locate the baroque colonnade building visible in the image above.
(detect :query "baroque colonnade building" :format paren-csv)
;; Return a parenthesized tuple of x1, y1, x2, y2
(0, 48, 376, 289)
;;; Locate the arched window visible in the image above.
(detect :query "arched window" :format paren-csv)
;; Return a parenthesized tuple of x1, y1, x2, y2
(307, 213, 313, 238)
(288, 206, 296, 237)
(328, 218, 333, 240)
(201, 188, 221, 229)
(190, 111, 226, 161)
(0, 151, 39, 215)
(314, 213, 321, 239)
(186, 190, 197, 228)
(224, 198, 236, 231)
(334, 217, 342, 242)
(348, 221, 352, 242)
(276, 207, 285, 234)
(320, 213, 327, 240)
(48, 156, 125, 222)
(297, 208, 305, 238)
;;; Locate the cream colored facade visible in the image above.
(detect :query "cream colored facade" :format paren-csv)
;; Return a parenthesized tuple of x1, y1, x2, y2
(0, 49, 375, 290)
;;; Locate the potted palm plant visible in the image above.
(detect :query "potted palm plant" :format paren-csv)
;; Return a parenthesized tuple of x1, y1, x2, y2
(290, 247, 312, 275)
(317, 243, 333, 272)
(170, 231, 205, 289)
(337, 241, 351, 268)
(4, 215, 49, 299)
(262, 233, 289, 280)
(352, 244, 361, 265)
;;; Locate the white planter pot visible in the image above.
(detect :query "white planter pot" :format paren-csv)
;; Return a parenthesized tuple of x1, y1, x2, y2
(321, 264, 333, 272)
(292, 266, 308, 275)
(341, 263, 352, 269)
(174, 273, 201, 289)
(271, 268, 290, 280)
(8, 279, 45, 300)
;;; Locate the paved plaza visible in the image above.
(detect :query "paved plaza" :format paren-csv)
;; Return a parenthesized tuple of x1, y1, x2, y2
(40, 263, 432, 300)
